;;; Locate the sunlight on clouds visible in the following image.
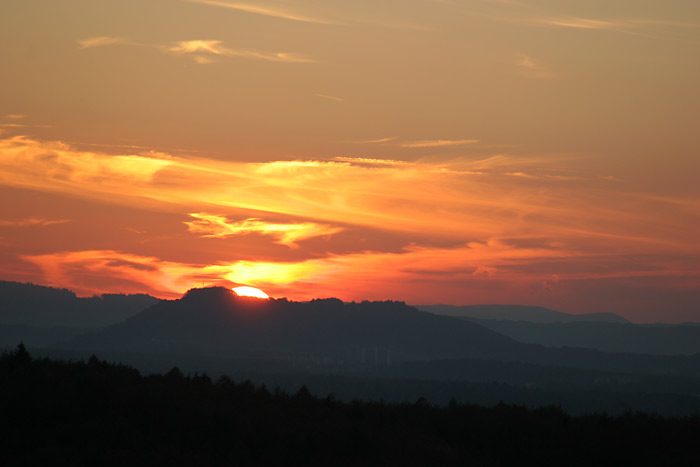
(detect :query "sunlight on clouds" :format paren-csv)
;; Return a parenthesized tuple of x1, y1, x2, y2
(2, 136, 698, 253)
(169, 40, 232, 55)
(23, 238, 687, 305)
(78, 37, 124, 49)
(0, 217, 70, 227)
(77, 36, 317, 64)
(341, 137, 398, 144)
(167, 40, 318, 63)
(5, 133, 698, 315)
(184, 213, 342, 247)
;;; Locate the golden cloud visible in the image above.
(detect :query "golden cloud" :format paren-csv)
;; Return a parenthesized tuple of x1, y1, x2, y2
(184, 213, 343, 247)
(0, 217, 70, 227)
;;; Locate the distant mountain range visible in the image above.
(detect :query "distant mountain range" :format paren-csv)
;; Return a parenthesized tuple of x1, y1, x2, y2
(456, 319, 700, 356)
(3, 281, 700, 359)
(55, 287, 700, 378)
(0, 281, 159, 327)
(416, 304, 629, 324)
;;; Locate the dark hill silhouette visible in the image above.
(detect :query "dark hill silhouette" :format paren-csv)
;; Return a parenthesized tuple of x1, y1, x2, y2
(0, 280, 159, 327)
(417, 304, 628, 323)
(0, 281, 160, 348)
(63, 287, 700, 377)
(66, 287, 522, 361)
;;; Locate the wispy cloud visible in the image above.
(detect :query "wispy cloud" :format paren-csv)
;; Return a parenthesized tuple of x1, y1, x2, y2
(333, 157, 408, 166)
(516, 54, 556, 79)
(314, 93, 344, 103)
(400, 139, 479, 148)
(77, 36, 125, 49)
(341, 137, 397, 144)
(79, 36, 317, 64)
(495, 14, 700, 41)
(188, 0, 431, 31)
(5, 115, 26, 120)
(169, 40, 232, 55)
(168, 40, 319, 63)
(5, 136, 699, 316)
(189, 0, 339, 25)
(184, 213, 342, 247)
(0, 123, 53, 129)
(0, 217, 70, 227)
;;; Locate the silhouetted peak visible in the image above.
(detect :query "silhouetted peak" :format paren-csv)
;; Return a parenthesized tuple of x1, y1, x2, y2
(181, 286, 235, 302)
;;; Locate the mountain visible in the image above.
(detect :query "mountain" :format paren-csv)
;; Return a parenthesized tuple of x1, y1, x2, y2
(0, 281, 160, 347)
(65, 287, 523, 362)
(62, 287, 700, 378)
(456, 319, 700, 356)
(416, 304, 629, 324)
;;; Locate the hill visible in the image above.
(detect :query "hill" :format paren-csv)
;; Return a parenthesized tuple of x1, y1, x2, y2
(416, 304, 629, 323)
(0, 281, 160, 347)
(65, 287, 522, 362)
(0, 281, 159, 327)
(62, 287, 700, 378)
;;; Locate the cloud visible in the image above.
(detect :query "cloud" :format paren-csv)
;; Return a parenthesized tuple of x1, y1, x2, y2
(495, 14, 700, 41)
(184, 213, 343, 247)
(188, 0, 431, 31)
(0, 123, 52, 129)
(5, 135, 699, 315)
(5, 115, 26, 120)
(400, 139, 479, 148)
(516, 54, 556, 79)
(189, 0, 339, 25)
(167, 39, 319, 63)
(2, 136, 698, 286)
(333, 157, 408, 166)
(0, 217, 70, 227)
(19, 239, 571, 299)
(341, 137, 397, 144)
(169, 40, 232, 55)
(78, 36, 317, 64)
(78, 36, 124, 49)
(314, 93, 344, 103)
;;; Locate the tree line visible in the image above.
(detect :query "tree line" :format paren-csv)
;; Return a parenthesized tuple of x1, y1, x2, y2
(2, 344, 699, 466)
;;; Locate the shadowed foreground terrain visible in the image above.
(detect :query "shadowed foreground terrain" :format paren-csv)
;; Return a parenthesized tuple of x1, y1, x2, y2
(2, 345, 699, 466)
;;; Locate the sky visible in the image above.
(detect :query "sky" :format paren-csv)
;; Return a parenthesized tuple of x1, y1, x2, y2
(1, 0, 699, 323)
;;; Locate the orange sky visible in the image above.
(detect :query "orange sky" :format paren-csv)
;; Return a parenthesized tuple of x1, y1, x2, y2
(1, 0, 699, 322)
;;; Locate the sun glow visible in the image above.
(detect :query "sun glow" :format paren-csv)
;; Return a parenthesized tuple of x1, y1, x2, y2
(232, 286, 269, 299)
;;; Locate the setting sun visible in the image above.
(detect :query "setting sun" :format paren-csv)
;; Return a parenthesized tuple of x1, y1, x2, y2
(232, 286, 269, 299)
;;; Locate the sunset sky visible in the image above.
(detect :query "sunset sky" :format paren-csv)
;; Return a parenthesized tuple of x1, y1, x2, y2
(1, 0, 699, 322)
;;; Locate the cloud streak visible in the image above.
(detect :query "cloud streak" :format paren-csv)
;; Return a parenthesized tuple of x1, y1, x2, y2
(516, 54, 556, 79)
(184, 213, 342, 247)
(0, 217, 70, 227)
(189, 0, 339, 25)
(400, 139, 479, 148)
(78, 37, 317, 64)
(3, 135, 699, 317)
(314, 93, 344, 103)
(77, 36, 125, 49)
